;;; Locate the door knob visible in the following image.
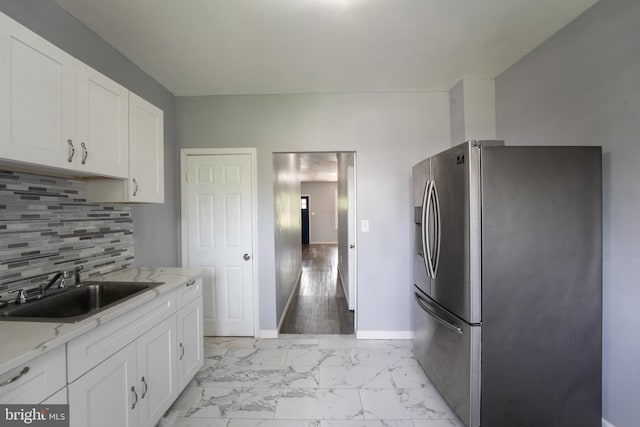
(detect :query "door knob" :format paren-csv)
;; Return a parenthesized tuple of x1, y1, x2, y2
(243, 253, 251, 261)
(349, 244, 355, 249)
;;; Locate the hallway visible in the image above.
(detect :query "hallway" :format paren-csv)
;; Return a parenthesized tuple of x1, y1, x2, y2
(280, 244, 354, 334)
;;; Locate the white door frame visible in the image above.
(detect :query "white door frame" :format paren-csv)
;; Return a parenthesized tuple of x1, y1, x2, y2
(180, 147, 259, 337)
(347, 161, 358, 320)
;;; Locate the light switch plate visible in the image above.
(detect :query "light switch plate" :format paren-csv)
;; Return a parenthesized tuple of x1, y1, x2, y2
(361, 220, 369, 232)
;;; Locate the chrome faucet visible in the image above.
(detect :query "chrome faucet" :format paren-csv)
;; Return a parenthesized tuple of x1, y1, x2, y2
(13, 266, 85, 304)
(41, 271, 64, 293)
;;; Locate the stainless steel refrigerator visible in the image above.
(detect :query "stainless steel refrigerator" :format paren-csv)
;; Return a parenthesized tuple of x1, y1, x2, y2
(412, 141, 602, 427)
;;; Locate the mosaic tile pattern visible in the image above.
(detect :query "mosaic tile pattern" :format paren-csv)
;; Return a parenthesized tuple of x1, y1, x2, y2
(0, 170, 134, 293)
(162, 335, 464, 427)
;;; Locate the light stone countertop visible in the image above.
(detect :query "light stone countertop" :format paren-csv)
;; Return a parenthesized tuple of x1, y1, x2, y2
(0, 267, 205, 376)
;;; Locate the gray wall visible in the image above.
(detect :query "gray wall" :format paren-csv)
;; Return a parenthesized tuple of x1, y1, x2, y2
(272, 153, 302, 328)
(301, 182, 338, 244)
(495, 0, 640, 425)
(449, 80, 465, 146)
(0, 1, 178, 267)
(176, 93, 451, 332)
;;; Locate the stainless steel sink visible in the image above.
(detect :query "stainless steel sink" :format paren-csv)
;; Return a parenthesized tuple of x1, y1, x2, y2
(0, 282, 162, 323)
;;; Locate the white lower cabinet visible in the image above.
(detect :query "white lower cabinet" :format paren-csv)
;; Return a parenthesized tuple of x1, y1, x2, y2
(0, 345, 66, 405)
(0, 277, 202, 426)
(177, 296, 204, 390)
(68, 342, 137, 427)
(136, 315, 178, 427)
(66, 280, 202, 427)
(69, 316, 178, 427)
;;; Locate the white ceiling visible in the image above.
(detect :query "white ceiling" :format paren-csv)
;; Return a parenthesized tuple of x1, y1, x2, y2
(55, 0, 598, 96)
(299, 152, 338, 182)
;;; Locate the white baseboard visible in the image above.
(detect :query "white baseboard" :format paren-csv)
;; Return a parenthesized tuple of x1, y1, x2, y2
(356, 330, 414, 340)
(337, 266, 349, 305)
(277, 269, 303, 332)
(256, 330, 278, 339)
(602, 418, 615, 427)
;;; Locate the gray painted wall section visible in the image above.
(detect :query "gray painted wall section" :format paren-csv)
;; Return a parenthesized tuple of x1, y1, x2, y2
(176, 93, 451, 331)
(301, 182, 338, 244)
(449, 80, 465, 146)
(495, 0, 639, 425)
(0, 1, 178, 267)
(272, 153, 302, 328)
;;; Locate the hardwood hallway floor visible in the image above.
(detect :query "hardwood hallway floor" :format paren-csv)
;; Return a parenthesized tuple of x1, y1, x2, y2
(280, 244, 354, 334)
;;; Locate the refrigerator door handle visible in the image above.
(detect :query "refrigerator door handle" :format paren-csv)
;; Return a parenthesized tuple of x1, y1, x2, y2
(431, 180, 442, 277)
(421, 180, 435, 278)
(415, 292, 463, 334)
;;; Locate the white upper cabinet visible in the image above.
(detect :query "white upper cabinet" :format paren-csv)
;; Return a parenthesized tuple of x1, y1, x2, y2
(75, 62, 129, 177)
(86, 92, 164, 203)
(128, 92, 164, 203)
(0, 12, 130, 179)
(0, 12, 75, 171)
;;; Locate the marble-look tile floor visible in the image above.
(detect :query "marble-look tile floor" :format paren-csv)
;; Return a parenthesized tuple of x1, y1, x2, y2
(160, 335, 464, 427)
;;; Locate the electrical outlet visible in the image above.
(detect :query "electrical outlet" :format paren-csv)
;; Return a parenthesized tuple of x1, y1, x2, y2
(361, 220, 369, 232)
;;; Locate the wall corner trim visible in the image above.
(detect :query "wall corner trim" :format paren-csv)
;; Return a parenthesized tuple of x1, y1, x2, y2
(356, 331, 414, 340)
(256, 330, 279, 339)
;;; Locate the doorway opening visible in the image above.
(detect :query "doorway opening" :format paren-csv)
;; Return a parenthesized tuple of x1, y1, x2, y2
(301, 196, 310, 245)
(273, 151, 357, 335)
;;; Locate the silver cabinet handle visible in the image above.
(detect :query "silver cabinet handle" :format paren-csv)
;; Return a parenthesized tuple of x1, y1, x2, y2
(0, 367, 29, 387)
(81, 142, 88, 164)
(140, 377, 148, 399)
(131, 386, 138, 409)
(243, 253, 251, 261)
(415, 292, 462, 334)
(186, 280, 196, 287)
(179, 342, 185, 361)
(67, 139, 75, 162)
(132, 179, 139, 197)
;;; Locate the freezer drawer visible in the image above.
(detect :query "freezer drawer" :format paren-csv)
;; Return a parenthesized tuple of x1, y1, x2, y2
(413, 288, 480, 427)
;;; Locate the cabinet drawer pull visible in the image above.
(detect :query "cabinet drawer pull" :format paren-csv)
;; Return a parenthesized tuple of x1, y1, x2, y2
(141, 376, 148, 399)
(186, 280, 196, 287)
(67, 140, 75, 162)
(0, 367, 29, 387)
(179, 342, 185, 361)
(81, 142, 88, 164)
(131, 386, 138, 409)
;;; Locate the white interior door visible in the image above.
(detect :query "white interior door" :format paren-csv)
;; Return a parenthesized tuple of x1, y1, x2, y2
(184, 153, 255, 336)
(347, 164, 357, 311)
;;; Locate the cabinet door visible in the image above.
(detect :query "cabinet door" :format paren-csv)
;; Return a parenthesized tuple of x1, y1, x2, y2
(0, 13, 75, 169)
(177, 296, 204, 390)
(76, 62, 128, 178)
(68, 342, 138, 427)
(136, 315, 177, 427)
(129, 92, 164, 202)
(0, 345, 66, 405)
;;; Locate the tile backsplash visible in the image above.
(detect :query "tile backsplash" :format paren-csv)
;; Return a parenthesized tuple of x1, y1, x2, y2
(0, 170, 134, 294)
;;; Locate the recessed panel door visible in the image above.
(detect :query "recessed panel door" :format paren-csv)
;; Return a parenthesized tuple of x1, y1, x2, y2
(186, 154, 254, 336)
(0, 14, 75, 169)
